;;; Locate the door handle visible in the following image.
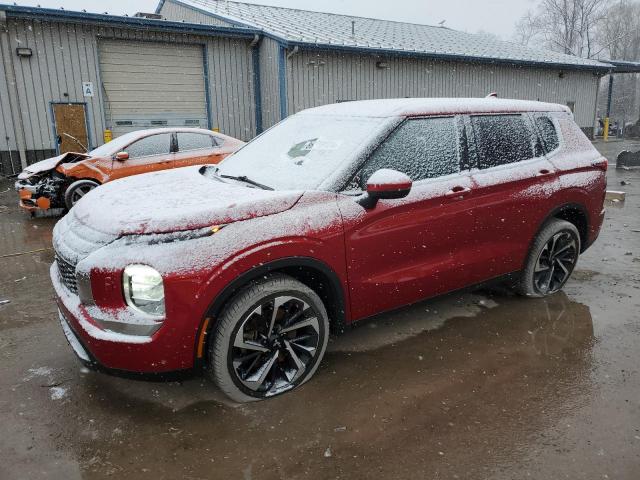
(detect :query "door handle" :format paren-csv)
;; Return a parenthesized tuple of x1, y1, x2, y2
(537, 169, 554, 176)
(445, 186, 471, 198)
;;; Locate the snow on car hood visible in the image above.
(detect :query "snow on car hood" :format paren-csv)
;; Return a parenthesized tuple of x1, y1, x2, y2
(71, 166, 304, 236)
(17, 152, 90, 179)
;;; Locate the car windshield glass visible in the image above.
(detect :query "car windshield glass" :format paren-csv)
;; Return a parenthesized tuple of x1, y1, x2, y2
(88, 132, 143, 157)
(217, 114, 388, 190)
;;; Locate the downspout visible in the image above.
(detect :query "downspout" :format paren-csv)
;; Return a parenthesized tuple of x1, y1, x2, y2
(0, 11, 28, 169)
(250, 34, 263, 134)
(277, 44, 288, 120)
(278, 45, 299, 120)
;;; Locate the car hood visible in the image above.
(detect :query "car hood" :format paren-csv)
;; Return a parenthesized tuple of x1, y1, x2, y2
(17, 152, 90, 179)
(71, 166, 303, 236)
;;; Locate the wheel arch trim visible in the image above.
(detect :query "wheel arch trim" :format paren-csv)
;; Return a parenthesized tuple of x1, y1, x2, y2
(532, 202, 590, 254)
(193, 256, 347, 368)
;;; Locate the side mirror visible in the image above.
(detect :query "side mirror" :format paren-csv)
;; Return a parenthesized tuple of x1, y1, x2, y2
(115, 151, 129, 161)
(357, 169, 412, 209)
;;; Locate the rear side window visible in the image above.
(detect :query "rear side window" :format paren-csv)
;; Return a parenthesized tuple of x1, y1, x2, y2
(355, 117, 460, 188)
(126, 134, 172, 158)
(471, 115, 537, 169)
(177, 132, 217, 152)
(535, 116, 560, 152)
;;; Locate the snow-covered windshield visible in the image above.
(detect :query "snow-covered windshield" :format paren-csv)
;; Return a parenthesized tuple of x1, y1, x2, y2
(217, 114, 389, 190)
(88, 132, 142, 157)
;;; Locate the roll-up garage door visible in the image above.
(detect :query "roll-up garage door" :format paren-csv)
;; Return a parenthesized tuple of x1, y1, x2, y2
(98, 39, 208, 137)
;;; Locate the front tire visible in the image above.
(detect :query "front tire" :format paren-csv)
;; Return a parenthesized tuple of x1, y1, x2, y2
(64, 179, 99, 209)
(209, 274, 329, 403)
(517, 219, 581, 297)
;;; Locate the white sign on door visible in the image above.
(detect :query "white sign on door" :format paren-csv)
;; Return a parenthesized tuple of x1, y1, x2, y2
(82, 82, 94, 97)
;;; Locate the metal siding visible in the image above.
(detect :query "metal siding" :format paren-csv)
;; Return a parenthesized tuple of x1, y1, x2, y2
(0, 13, 258, 159)
(160, 0, 237, 26)
(207, 36, 256, 140)
(287, 49, 599, 128)
(0, 25, 17, 152)
(4, 18, 104, 153)
(259, 37, 281, 129)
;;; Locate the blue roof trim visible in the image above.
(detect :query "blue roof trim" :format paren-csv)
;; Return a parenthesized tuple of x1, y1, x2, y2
(284, 41, 613, 73)
(0, 3, 262, 39)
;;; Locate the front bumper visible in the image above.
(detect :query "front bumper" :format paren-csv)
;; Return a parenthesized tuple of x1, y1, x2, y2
(15, 181, 53, 211)
(51, 262, 197, 373)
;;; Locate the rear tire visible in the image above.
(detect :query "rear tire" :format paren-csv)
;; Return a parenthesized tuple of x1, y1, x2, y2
(64, 179, 99, 209)
(209, 274, 329, 403)
(516, 219, 581, 298)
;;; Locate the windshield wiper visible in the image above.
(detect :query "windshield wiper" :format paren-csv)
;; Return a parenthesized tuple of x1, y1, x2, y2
(219, 174, 273, 190)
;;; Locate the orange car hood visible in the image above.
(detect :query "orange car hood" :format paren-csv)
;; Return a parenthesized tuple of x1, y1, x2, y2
(17, 152, 90, 179)
(71, 166, 303, 236)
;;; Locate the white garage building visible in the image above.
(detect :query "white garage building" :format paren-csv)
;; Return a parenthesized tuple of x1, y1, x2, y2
(0, 1, 616, 175)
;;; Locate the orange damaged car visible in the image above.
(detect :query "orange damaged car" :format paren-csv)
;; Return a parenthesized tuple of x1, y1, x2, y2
(14, 128, 244, 212)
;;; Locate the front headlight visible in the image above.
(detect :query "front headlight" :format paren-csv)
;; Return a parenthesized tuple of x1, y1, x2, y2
(122, 265, 165, 318)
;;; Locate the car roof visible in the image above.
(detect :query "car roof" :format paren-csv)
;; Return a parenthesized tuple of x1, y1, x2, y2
(130, 127, 219, 136)
(299, 97, 571, 118)
(120, 127, 242, 143)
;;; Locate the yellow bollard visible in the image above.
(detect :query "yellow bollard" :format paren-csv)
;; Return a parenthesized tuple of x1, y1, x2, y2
(603, 118, 610, 142)
(103, 129, 113, 144)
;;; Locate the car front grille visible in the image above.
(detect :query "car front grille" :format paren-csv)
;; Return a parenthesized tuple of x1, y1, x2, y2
(56, 253, 78, 294)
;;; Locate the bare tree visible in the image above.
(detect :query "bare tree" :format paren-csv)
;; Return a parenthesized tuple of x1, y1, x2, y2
(514, 0, 608, 58)
(597, 0, 640, 61)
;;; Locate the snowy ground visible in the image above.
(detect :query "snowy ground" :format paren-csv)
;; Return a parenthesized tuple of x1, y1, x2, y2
(0, 140, 639, 479)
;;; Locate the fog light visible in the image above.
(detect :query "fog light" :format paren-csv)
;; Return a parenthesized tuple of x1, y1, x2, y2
(122, 265, 165, 318)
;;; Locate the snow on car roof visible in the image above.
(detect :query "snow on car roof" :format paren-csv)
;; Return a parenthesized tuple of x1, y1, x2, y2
(299, 98, 572, 118)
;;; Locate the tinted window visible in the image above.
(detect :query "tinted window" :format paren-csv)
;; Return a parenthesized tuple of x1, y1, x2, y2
(471, 115, 536, 168)
(126, 134, 172, 158)
(535, 116, 559, 152)
(354, 117, 460, 188)
(178, 132, 216, 152)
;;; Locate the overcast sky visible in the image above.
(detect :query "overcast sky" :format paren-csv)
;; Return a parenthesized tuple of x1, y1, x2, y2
(15, 0, 535, 39)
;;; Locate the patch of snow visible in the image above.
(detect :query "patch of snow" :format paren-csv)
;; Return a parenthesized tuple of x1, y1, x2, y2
(70, 166, 303, 236)
(302, 97, 570, 119)
(218, 114, 392, 191)
(50, 386, 67, 400)
(23, 366, 53, 381)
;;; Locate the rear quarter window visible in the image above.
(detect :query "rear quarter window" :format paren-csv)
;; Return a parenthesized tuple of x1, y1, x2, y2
(177, 132, 217, 152)
(535, 116, 560, 152)
(471, 114, 538, 169)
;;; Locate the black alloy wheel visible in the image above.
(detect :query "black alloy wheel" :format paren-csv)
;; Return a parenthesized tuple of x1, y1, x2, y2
(230, 294, 322, 397)
(532, 231, 579, 295)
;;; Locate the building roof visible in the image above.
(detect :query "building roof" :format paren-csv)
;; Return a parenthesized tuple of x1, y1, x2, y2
(606, 60, 640, 73)
(169, 0, 612, 72)
(0, 3, 261, 39)
(300, 98, 571, 118)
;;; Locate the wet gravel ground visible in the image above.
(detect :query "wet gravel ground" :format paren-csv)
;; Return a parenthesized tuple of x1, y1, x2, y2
(1, 141, 639, 479)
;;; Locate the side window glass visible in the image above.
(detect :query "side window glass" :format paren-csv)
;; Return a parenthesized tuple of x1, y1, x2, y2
(535, 116, 560, 152)
(353, 117, 460, 189)
(126, 134, 172, 159)
(471, 115, 536, 169)
(177, 133, 216, 152)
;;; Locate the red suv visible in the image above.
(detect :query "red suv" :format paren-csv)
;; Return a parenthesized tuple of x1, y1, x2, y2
(51, 98, 607, 402)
